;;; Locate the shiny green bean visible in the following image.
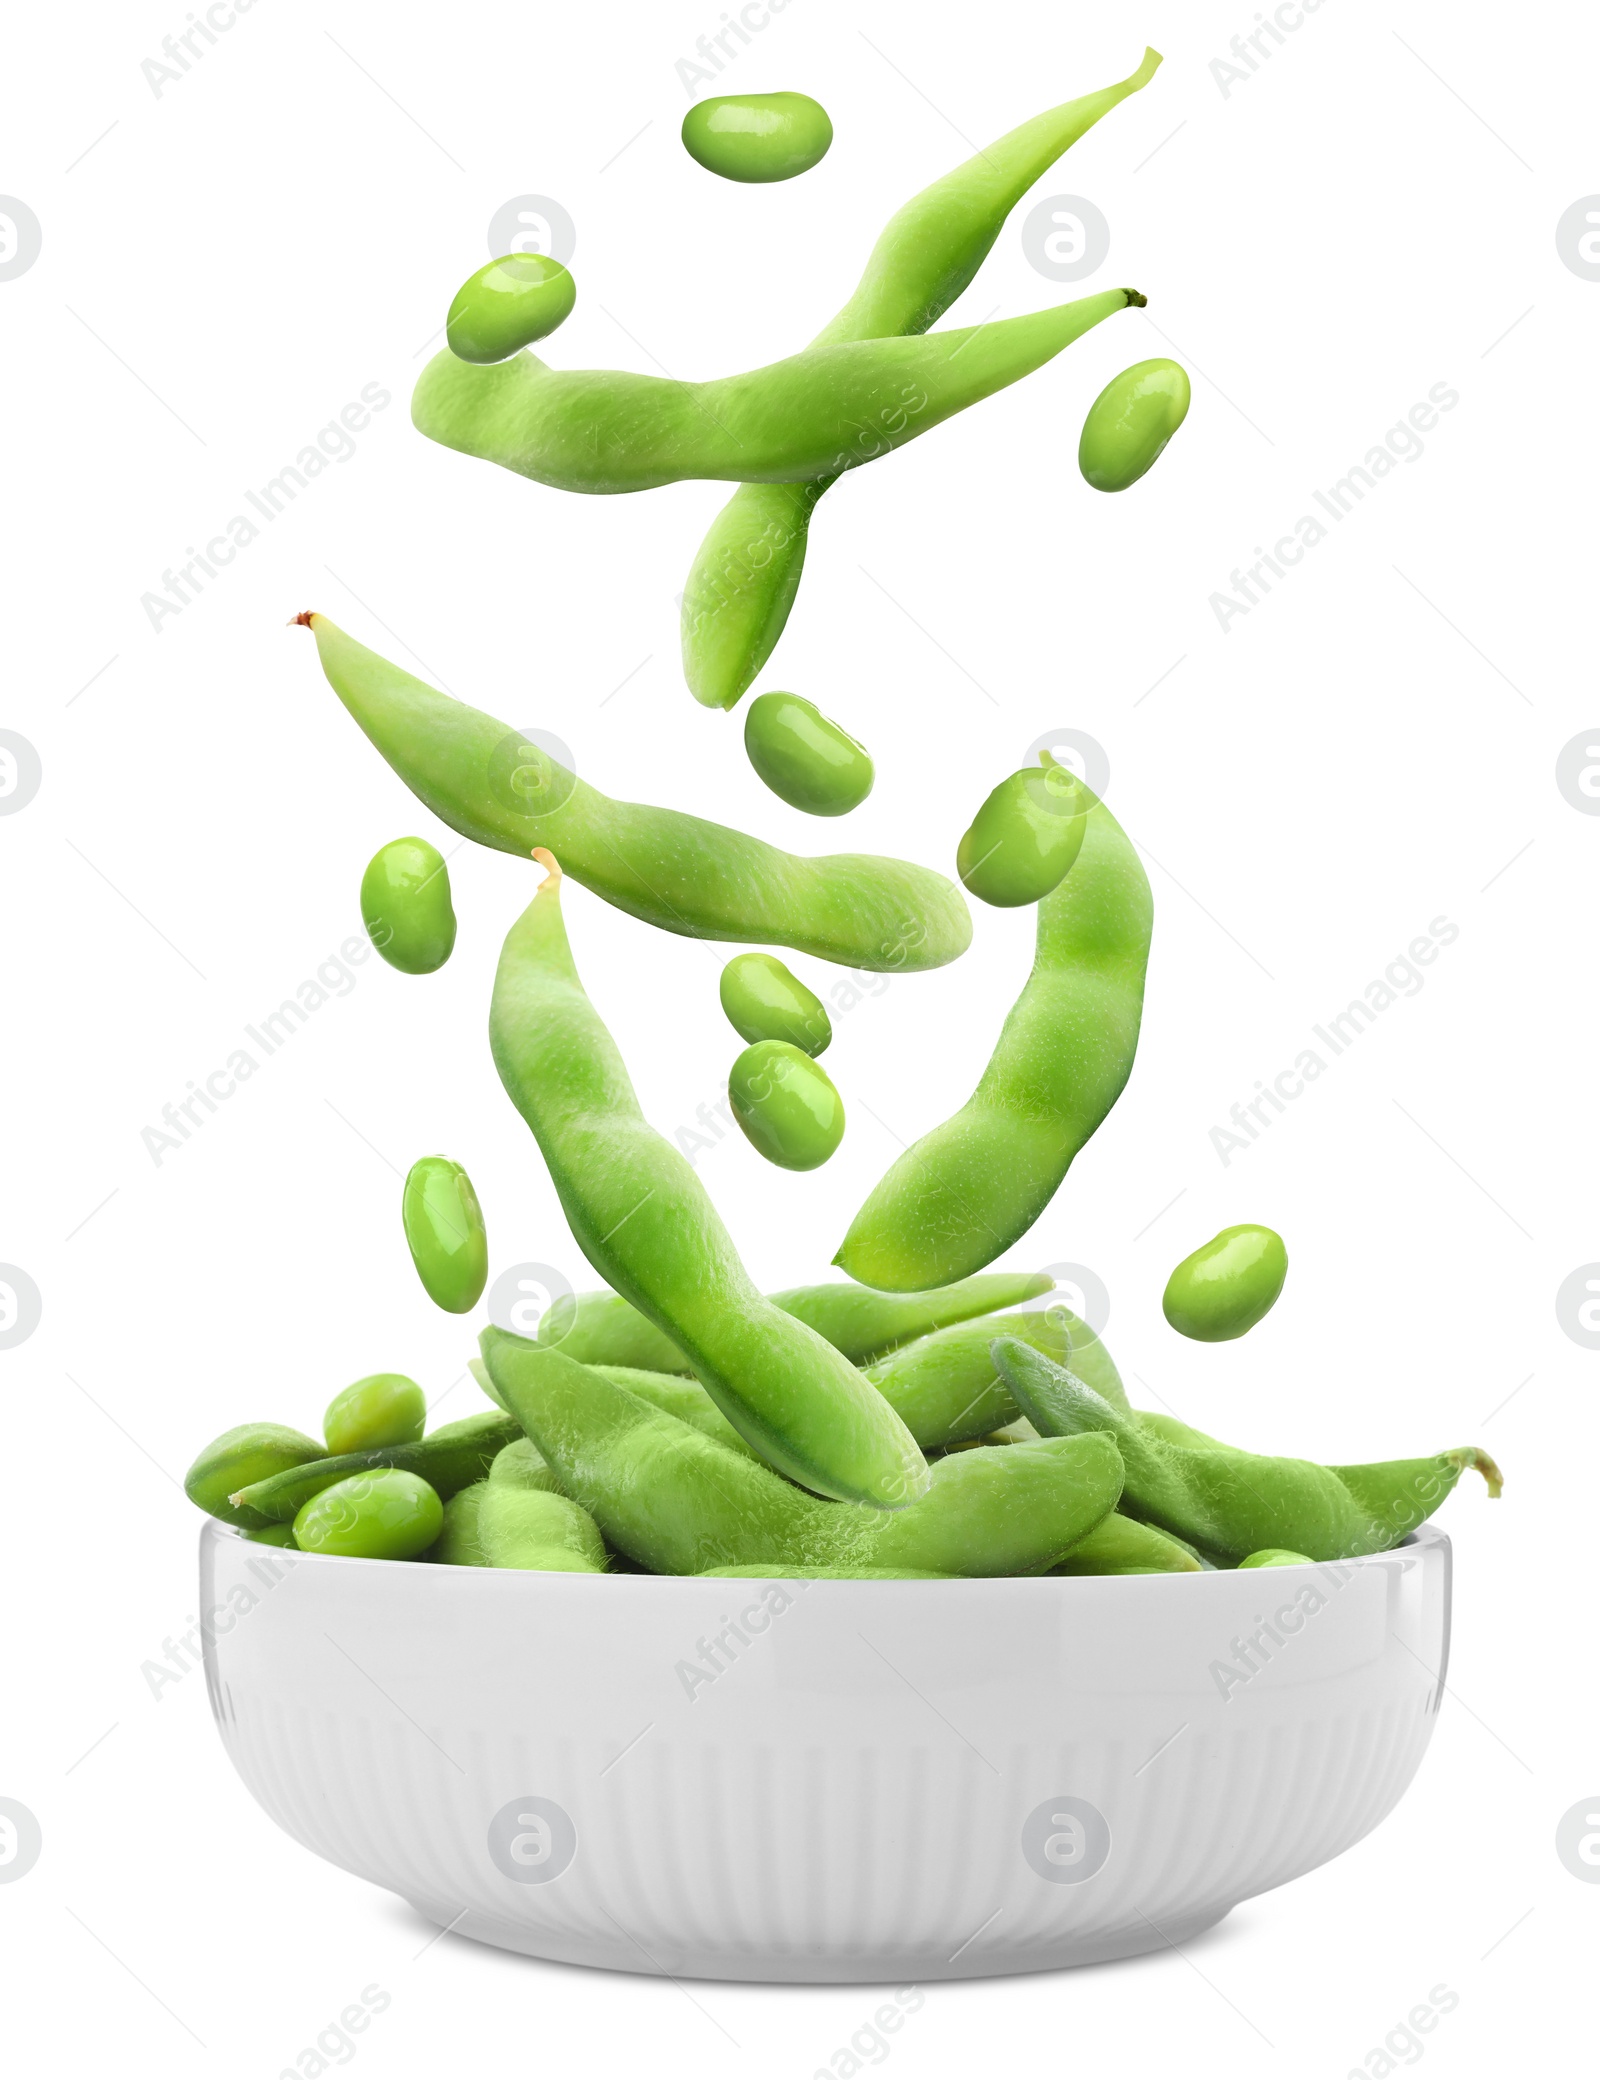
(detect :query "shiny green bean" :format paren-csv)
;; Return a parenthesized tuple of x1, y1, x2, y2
(743, 693, 873, 816)
(720, 952, 831, 1054)
(293, 1469, 443, 1561)
(230, 1410, 520, 1523)
(729, 1040, 845, 1170)
(402, 1155, 488, 1314)
(1079, 357, 1190, 492)
(1163, 1225, 1288, 1342)
(957, 759, 1087, 908)
(360, 836, 457, 974)
(447, 254, 575, 364)
(323, 1374, 426, 1456)
(681, 92, 833, 182)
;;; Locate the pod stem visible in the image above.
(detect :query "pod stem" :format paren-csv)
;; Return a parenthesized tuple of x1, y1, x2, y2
(531, 846, 563, 888)
(1453, 1445, 1504, 1499)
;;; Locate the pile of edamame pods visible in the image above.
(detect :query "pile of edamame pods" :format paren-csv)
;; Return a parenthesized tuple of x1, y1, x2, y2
(186, 53, 1504, 1577)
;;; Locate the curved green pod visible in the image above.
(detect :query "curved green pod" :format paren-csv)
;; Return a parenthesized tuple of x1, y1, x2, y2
(477, 1483, 607, 1571)
(184, 1422, 325, 1528)
(866, 1303, 1128, 1450)
(682, 91, 833, 182)
(957, 760, 1087, 908)
(430, 1480, 490, 1565)
(1048, 1513, 1201, 1575)
(483, 1338, 1123, 1576)
(446, 254, 575, 364)
(1163, 1224, 1288, 1342)
(837, 792, 1152, 1289)
(489, 855, 928, 1509)
(293, 1469, 444, 1561)
(298, 614, 970, 974)
(591, 1363, 756, 1458)
(729, 1040, 845, 1170)
(412, 286, 1143, 496)
(720, 952, 831, 1054)
(323, 1373, 427, 1455)
(1079, 357, 1190, 492)
(360, 836, 457, 974)
(230, 1410, 520, 1523)
(487, 1437, 565, 1491)
(995, 1337, 1504, 1564)
(681, 50, 1162, 707)
(402, 1155, 488, 1314)
(743, 693, 873, 815)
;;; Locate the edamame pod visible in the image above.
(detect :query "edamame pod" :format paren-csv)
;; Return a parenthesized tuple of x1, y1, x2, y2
(412, 286, 1143, 496)
(470, 1355, 509, 1410)
(447, 254, 576, 364)
(299, 615, 971, 974)
(681, 50, 1163, 706)
(994, 1337, 1503, 1564)
(487, 1438, 564, 1492)
(720, 952, 831, 1054)
(743, 693, 873, 816)
(700, 1566, 957, 1580)
(1048, 1513, 1201, 1576)
(230, 1409, 521, 1523)
(866, 1303, 1128, 1450)
(591, 1363, 756, 1458)
(483, 1339, 1123, 1576)
(184, 1422, 326, 1528)
(430, 1480, 490, 1565)
(477, 1484, 607, 1572)
(1238, 1548, 1313, 1569)
(957, 761, 1087, 908)
(293, 1469, 444, 1561)
(1079, 357, 1190, 492)
(242, 1522, 298, 1548)
(729, 1040, 845, 1170)
(323, 1373, 426, 1455)
(360, 837, 457, 974)
(681, 92, 833, 182)
(489, 855, 928, 1508)
(837, 790, 1152, 1288)
(1163, 1224, 1287, 1342)
(402, 1155, 489, 1314)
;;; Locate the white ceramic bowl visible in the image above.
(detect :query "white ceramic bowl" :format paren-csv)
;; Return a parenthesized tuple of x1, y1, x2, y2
(201, 1518, 1451, 1982)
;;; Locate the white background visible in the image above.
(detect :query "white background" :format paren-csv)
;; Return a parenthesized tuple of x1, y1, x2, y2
(3, 0, 1594, 2071)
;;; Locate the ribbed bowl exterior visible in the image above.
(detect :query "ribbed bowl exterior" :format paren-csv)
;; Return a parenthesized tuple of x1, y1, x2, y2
(201, 1522, 1450, 1981)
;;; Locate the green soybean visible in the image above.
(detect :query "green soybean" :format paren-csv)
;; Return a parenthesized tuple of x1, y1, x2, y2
(720, 952, 831, 1054)
(489, 855, 927, 1508)
(729, 1040, 845, 1170)
(446, 254, 575, 365)
(402, 1155, 488, 1314)
(299, 615, 970, 974)
(322, 1373, 426, 1456)
(994, 1336, 1503, 1564)
(360, 837, 457, 974)
(743, 693, 873, 816)
(681, 50, 1163, 707)
(682, 92, 833, 183)
(838, 789, 1152, 1289)
(230, 1409, 520, 1523)
(484, 1338, 1122, 1576)
(477, 1483, 607, 1572)
(1238, 1548, 1313, 1569)
(184, 1422, 325, 1529)
(430, 1480, 490, 1565)
(1079, 357, 1190, 492)
(1048, 1513, 1201, 1576)
(957, 758, 1087, 908)
(293, 1468, 443, 1561)
(1163, 1224, 1288, 1342)
(412, 286, 1143, 496)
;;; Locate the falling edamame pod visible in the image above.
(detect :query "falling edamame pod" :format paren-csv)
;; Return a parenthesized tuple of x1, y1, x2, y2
(1078, 357, 1190, 492)
(184, 1422, 326, 1528)
(489, 852, 928, 1508)
(681, 91, 834, 182)
(476, 1483, 608, 1571)
(360, 836, 457, 973)
(866, 1303, 1128, 1451)
(743, 693, 874, 816)
(994, 1336, 1503, 1564)
(293, 1469, 444, 1561)
(680, 49, 1163, 707)
(1163, 1224, 1288, 1342)
(837, 788, 1152, 1289)
(729, 1040, 845, 1170)
(298, 614, 970, 974)
(720, 952, 831, 1054)
(413, 286, 1144, 497)
(483, 1338, 1123, 1576)
(402, 1155, 489, 1314)
(230, 1410, 521, 1523)
(446, 254, 575, 364)
(322, 1373, 427, 1455)
(957, 757, 1088, 908)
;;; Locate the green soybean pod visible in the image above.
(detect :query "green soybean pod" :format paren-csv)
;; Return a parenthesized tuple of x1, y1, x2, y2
(360, 837, 457, 975)
(477, 1484, 608, 1572)
(430, 1480, 489, 1565)
(1163, 1225, 1288, 1342)
(1238, 1548, 1314, 1569)
(323, 1373, 426, 1455)
(743, 693, 873, 816)
(729, 1040, 845, 1171)
(402, 1156, 488, 1314)
(957, 760, 1087, 907)
(184, 1422, 326, 1528)
(1048, 1513, 1201, 1576)
(446, 254, 576, 364)
(293, 1468, 444, 1561)
(682, 91, 834, 183)
(1078, 357, 1190, 492)
(230, 1409, 521, 1522)
(720, 951, 831, 1054)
